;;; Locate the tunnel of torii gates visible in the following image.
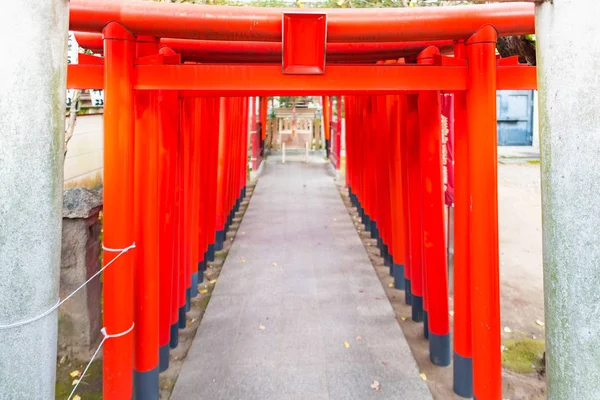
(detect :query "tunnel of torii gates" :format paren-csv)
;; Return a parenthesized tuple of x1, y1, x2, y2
(63, 0, 538, 399)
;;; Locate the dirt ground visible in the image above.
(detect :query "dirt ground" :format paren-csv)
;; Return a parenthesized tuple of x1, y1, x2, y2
(339, 161, 546, 400)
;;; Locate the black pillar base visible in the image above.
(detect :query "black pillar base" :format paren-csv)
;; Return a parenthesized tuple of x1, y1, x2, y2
(159, 344, 170, 372)
(215, 229, 225, 251)
(393, 263, 405, 290)
(412, 295, 424, 322)
(169, 324, 179, 349)
(424, 311, 429, 340)
(430, 333, 451, 366)
(178, 306, 186, 329)
(207, 243, 215, 262)
(405, 279, 412, 305)
(186, 287, 191, 311)
(453, 352, 474, 398)
(134, 366, 159, 400)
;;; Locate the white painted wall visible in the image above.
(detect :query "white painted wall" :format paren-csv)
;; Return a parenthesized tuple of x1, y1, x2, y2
(64, 114, 103, 187)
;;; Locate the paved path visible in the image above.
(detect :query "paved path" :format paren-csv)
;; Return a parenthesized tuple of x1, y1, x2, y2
(172, 158, 432, 400)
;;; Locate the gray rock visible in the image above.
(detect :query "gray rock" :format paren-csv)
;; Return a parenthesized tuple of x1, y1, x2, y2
(63, 187, 103, 219)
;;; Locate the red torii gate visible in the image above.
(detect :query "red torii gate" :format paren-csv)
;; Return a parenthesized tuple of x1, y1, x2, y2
(67, 1, 536, 399)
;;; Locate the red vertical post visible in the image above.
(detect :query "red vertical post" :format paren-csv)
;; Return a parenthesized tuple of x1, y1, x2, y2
(190, 97, 203, 297)
(169, 97, 182, 349)
(418, 46, 451, 366)
(197, 98, 209, 285)
(374, 95, 392, 268)
(242, 96, 250, 199)
(467, 25, 501, 400)
(323, 96, 331, 157)
(177, 98, 192, 328)
(260, 96, 268, 165)
(405, 94, 423, 317)
(206, 98, 220, 262)
(133, 36, 160, 398)
(251, 97, 258, 171)
(157, 62, 179, 370)
(102, 22, 135, 399)
(390, 95, 408, 288)
(215, 98, 228, 251)
(452, 40, 473, 398)
(397, 95, 412, 297)
(336, 96, 343, 170)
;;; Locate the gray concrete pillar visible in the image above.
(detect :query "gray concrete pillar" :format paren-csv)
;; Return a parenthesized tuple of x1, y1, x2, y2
(0, 1, 69, 398)
(536, 1, 600, 398)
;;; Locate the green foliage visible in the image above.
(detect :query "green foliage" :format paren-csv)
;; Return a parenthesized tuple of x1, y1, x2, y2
(278, 96, 294, 108)
(502, 339, 545, 374)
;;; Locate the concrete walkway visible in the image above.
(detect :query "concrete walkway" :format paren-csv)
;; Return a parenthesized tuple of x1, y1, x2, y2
(172, 157, 432, 400)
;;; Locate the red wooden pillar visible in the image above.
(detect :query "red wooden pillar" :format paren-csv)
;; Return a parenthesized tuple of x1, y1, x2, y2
(178, 97, 194, 326)
(397, 95, 412, 298)
(335, 96, 343, 170)
(206, 98, 221, 263)
(452, 40, 473, 398)
(215, 98, 229, 251)
(251, 97, 259, 171)
(102, 22, 135, 399)
(242, 96, 250, 199)
(323, 96, 331, 157)
(190, 97, 203, 297)
(418, 46, 451, 366)
(169, 97, 183, 349)
(156, 48, 179, 370)
(389, 95, 408, 289)
(196, 98, 208, 287)
(133, 36, 160, 399)
(405, 94, 423, 317)
(366, 96, 378, 237)
(467, 25, 501, 400)
(375, 95, 392, 267)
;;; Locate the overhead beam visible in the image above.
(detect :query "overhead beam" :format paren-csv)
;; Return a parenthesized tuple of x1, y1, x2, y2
(134, 64, 467, 94)
(66, 64, 537, 93)
(70, 0, 534, 43)
(74, 32, 455, 63)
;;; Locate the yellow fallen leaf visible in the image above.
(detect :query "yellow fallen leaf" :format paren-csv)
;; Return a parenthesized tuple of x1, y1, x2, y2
(72, 379, 79, 386)
(344, 341, 350, 348)
(400, 316, 407, 321)
(272, 262, 277, 267)
(70, 370, 80, 378)
(420, 373, 427, 381)
(200, 289, 208, 294)
(535, 319, 545, 327)
(258, 324, 266, 330)
(388, 283, 394, 288)
(241, 258, 246, 263)
(209, 279, 217, 284)
(73, 396, 81, 400)
(242, 232, 246, 235)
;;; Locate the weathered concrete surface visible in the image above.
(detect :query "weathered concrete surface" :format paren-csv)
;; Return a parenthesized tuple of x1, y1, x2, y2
(172, 158, 431, 400)
(537, 1, 600, 398)
(0, 1, 69, 398)
(59, 188, 103, 360)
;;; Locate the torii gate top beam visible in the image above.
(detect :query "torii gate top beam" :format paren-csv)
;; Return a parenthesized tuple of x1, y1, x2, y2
(70, 0, 534, 43)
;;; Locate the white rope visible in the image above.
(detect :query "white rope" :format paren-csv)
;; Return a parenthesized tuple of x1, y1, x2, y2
(0, 243, 136, 330)
(67, 323, 135, 400)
